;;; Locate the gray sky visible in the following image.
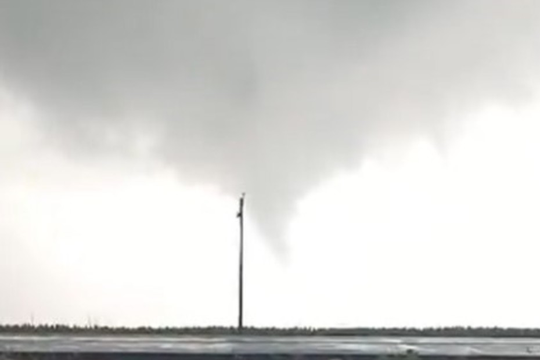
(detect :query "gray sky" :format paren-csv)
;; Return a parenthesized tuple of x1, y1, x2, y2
(1, 0, 540, 327)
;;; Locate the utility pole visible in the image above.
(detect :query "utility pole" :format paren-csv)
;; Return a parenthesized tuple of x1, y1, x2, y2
(237, 193, 245, 331)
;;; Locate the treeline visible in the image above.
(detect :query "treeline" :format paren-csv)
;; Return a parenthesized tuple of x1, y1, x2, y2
(2, 324, 540, 337)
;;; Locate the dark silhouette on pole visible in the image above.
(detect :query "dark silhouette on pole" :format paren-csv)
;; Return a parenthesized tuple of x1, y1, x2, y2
(237, 193, 245, 331)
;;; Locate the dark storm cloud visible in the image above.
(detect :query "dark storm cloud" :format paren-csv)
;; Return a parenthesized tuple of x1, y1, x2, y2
(0, 0, 539, 252)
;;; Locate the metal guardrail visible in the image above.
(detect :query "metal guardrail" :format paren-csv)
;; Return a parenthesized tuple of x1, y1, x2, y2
(2, 335, 540, 359)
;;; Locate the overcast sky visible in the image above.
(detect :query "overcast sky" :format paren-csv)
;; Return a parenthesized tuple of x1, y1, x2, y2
(1, 0, 540, 328)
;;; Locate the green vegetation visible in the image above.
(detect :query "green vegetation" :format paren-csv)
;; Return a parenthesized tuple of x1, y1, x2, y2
(1, 324, 540, 337)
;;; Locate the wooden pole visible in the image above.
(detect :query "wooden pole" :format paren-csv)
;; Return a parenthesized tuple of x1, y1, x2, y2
(237, 193, 245, 331)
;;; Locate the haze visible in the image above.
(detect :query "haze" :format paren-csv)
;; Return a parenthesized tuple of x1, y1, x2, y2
(1, 0, 540, 328)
